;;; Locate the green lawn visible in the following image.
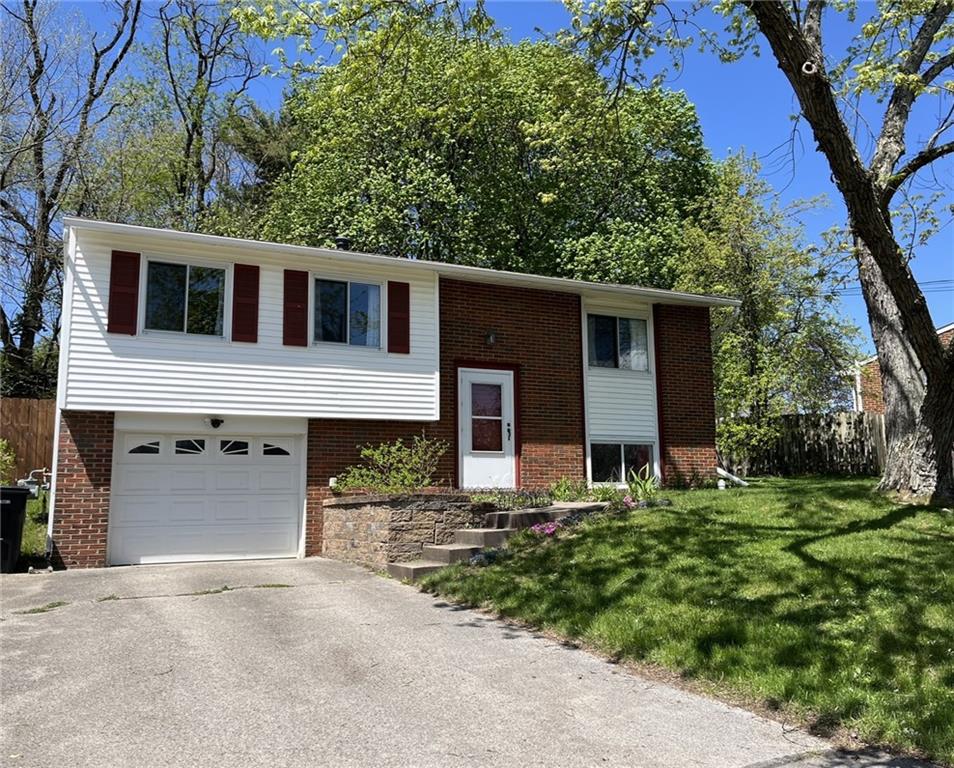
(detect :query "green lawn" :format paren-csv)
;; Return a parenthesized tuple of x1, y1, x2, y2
(423, 478, 954, 764)
(18, 493, 49, 568)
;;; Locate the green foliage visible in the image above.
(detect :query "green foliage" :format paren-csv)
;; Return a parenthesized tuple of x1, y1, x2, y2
(424, 477, 954, 764)
(589, 484, 624, 503)
(549, 476, 590, 502)
(675, 154, 860, 457)
(626, 464, 658, 502)
(468, 489, 552, 510)
(334, 433, 448, 494)
(250, 23, 713, 278)
(0, 438, 16, 484)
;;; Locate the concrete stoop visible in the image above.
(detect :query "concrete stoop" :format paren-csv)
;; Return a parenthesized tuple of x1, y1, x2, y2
(386, 501, 607, 583)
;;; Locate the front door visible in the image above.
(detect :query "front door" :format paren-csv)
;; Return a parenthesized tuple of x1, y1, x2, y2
(459, 368, 516, 489)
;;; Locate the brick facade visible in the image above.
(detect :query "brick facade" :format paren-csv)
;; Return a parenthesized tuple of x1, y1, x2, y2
(51, 279, 722, 564)
(653, 304, 717, 483)
(857, 327, 952, 414)
(51, 411, 115, 568)
(859, 360, 885, 414)
(305, 277, 587, 554)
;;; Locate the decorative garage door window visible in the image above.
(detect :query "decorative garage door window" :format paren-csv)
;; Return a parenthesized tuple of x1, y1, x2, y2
(175, 438, 206, 455)
(263, 441, 291, 456)
(220, 439, 249, 456)
(128, 440, 160, 455)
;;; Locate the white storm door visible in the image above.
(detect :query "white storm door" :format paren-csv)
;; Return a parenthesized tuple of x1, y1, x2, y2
(459, 368, 516, 489)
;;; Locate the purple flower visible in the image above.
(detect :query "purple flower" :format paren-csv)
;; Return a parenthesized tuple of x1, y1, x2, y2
(530, 521, 562, 536)
(623, 495, 636, 509)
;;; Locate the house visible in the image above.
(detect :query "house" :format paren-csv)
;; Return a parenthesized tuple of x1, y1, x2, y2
(853, 322, 954, 413)
(48, 218, 739, 568)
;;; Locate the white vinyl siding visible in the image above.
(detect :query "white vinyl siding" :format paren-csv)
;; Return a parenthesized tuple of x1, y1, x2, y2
(62, 230, 439, 420)
(586, 369, 658, 438)
(582, 294, 660, 480)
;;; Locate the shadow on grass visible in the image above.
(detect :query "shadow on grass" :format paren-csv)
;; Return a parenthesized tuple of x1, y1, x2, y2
(423, 478, 954, 764)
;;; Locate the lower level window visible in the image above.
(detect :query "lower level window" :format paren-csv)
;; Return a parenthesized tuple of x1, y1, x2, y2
(591, 442, 653, 483)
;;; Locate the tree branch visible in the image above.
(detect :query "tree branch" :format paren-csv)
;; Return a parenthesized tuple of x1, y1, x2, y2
(881, 140, 954, 206)
(743, 0, 945, 382)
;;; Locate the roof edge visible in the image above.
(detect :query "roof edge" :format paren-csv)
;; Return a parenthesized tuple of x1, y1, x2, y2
(63, 217, 742, 308)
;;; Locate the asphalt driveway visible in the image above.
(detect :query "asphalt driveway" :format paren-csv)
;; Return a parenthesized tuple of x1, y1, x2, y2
(0, 559, 934, 768)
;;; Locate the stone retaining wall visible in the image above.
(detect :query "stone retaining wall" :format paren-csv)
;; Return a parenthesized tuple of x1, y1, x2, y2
(321, 494, 487, 569)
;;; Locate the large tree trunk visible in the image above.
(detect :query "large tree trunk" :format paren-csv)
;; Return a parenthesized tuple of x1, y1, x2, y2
(746, 0, 954, 503)
(857, 241, 953, 500)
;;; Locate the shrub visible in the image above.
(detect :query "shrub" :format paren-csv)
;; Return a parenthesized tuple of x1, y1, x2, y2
(334, 433, 448, 494)
(468, 489, 551, 510)
(549, 476, 589, 502)
(0, 439, 15, 485)
(627, 464, 659, 502)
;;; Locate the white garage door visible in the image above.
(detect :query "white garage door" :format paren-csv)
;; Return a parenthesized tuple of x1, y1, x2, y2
(109, 432, 303, 565)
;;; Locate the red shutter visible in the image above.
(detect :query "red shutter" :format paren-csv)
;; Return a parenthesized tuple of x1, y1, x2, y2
(231, 264, 260, 343)
(107, 250, 141, 335)
(283, 269, 309, 346)
(387, 281, 410, 354)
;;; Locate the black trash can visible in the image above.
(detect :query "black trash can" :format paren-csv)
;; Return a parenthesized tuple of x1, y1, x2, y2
(1, 486, 30, 573)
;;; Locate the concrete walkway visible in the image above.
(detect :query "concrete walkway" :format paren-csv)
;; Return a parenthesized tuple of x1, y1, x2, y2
(0, 559, 936, 768)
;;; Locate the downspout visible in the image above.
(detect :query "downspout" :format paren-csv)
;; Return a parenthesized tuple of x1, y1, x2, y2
(652, 304, 666, 485)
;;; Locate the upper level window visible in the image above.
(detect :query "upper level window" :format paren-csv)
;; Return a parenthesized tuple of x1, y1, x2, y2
(587, 314, 648, 371)
(145, 261, 225, 336)
(314, 279, 381, 347)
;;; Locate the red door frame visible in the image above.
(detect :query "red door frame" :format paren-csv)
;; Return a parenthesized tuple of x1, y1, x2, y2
(453, 360, 522, 489)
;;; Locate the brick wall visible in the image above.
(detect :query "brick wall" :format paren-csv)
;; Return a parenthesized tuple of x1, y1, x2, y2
(859, 359, 885, 414)
(857, 328, 952, 414)
(51, 411, 114, 568)
(653, 304, 717, 483)
(305, 277, 587, 554)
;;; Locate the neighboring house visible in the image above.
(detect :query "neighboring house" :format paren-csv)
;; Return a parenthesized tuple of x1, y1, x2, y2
(853, 322, 954, 413)
(49, 218, 739, 568)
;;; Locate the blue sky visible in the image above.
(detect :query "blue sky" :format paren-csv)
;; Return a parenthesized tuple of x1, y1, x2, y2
(71, 0, 953, 355)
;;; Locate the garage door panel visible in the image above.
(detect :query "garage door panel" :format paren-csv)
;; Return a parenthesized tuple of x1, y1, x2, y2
(214, 470, 251, 492)
(257, 497, 299, 522)
(111, 497, 165, 525)
(170, 470, 209, 492)
(109, 430, 303, 565)
(259, 469, 296, 491)
(117, 468, 165, 494)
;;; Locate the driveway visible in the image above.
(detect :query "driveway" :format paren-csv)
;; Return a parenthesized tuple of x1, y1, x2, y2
(0, 559, 934, 768)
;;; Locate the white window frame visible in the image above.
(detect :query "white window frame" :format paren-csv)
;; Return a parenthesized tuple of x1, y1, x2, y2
(589, 440, 659, 486)
(586, 313, 651, 374)
(138, 255, 233, 341)
(310, 272, 386, 351)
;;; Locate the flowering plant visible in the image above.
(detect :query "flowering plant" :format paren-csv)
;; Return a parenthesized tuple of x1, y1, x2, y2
(529, 521, 562, 537)
(622, 495, 636, 509)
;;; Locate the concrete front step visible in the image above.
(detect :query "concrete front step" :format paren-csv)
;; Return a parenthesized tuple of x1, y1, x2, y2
(422, 543, 481, 564)
(482, 502, 610, 530)
(454, 527, 516, 547)
(387, 560, 446, 582)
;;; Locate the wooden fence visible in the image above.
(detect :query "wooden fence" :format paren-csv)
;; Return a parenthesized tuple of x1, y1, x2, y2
(0, 398, 56, 481)
(723, 412, 887, 477)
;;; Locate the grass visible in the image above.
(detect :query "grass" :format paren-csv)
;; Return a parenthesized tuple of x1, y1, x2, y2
(14, 600, 69, 615)
(18, 493, 49, 569)
(422, 477, 954, 764)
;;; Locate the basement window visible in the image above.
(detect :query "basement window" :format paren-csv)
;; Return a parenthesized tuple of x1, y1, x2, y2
(591, 443, 654, 484)
(587, 315, 649, 371)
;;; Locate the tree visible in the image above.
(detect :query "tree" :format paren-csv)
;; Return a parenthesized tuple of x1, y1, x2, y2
(0, 0, 140, 396)
(676, 154, 859, 459)
(72, 0, 261, 231)
(246, 24, 714, 276)
(560, 0, 954, 501)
